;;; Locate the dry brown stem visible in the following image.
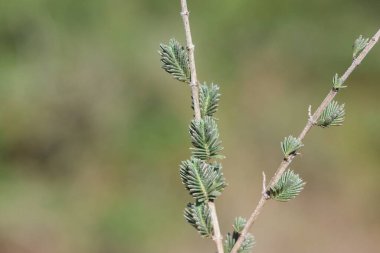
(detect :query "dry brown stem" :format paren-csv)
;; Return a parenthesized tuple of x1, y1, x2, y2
(179, 1, 224, 253)
(230, 28, 380, 253)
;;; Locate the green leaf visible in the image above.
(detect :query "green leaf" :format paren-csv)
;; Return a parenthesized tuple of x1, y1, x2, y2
(267, 169, 305, 202)
(184, 203, 213, 238)
(238, 234, 255, 253)
(225, 217, 254, 253)
(233, 217, 246, 233)
(317, 100, 345, 128)
(224, 232, 236, 253)
(159, 38, 190, 83)
(190, 116, 224, 160)
(179, 158, 227, 203)
(332, 73, 346, 90)
(224, 232, 255, 253)
(353, 35, 369, 59)
(197, 83, 221, 118)
(281, 136, 303, 158)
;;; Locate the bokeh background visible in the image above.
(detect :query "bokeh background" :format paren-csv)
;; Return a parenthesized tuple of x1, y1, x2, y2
(0, 1, 379, 253)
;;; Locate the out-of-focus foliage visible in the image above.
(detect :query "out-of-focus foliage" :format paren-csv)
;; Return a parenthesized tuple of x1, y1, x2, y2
(0, 1, 379, 253)
(353, 35, 369, 59)
(332, 73, 346, 90)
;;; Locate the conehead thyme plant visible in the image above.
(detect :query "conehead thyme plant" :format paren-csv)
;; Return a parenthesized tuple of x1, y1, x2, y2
(159, 1, 380, 252)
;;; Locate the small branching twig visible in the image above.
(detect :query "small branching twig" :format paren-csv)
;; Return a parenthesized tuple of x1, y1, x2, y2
(180, 0, 201, 121)
(179, 1, 224, 251)
(160, 2, 379, 252)
(230, 28, 380, 253)
(160, 1, 225, 253)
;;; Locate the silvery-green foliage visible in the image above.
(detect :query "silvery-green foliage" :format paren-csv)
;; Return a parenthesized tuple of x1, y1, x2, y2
(224, 232, 254, 253)
(184, 203, 213, 238)
(199, 83, 221, 118)
(267, 169, 305, 202)
(353, 35, 369, 59)
(317, 100, 345, 127)
(233, 217, 247, 233)
(332, 73, 346, 90)
(190, 116, 224, 160)
(180, 158, 227, 203)
(281, 136, 303, 158)
(160, 37, 226, 239)
(159, 39, 190, 83)
(224, 217, 254, 253)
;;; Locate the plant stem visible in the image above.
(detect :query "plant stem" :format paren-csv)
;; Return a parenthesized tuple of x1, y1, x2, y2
(180, 0, 201, 121)
(179, 1, 224, 253)
(208, 202, 224, 253)
(230, 28, 380, 253)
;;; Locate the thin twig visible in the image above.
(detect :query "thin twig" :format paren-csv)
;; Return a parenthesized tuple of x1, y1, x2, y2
(230, 28, 380, 253)
(180, 0, 201, 121)
(208, 202, 224, 253)
(308, 105, 315, 124)
(261, 172, 269, 199)
(179, 1, 224, 253)
(261, 172, 266, 194)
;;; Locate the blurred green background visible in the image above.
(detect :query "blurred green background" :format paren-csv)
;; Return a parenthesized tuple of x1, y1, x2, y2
(0, 0, 379, 252)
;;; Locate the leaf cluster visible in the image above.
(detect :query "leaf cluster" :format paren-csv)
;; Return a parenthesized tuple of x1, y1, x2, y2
(267, 169, 305, 202)
(159, 38, 190, 83)
(180, 158, 227, 203)
(198, 83, 221, 118)
(184, 203, 213, 238)
(332, 73, 346, 90)
(189, 117, 224, 160)
(224, 217, 255, 253)
(281, 136, 303, 158)
(184, 85, 224, 235)
(317, 100, 345, 127)
(233, 217, 246, 233)
(159, 39, 225, 237)
(353, 35, 369, 59)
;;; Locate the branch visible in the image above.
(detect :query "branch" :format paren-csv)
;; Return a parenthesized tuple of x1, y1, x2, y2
(179, 1, 224, 253)
(180, 0, 201, 121)
(230, 28, 380, 253)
